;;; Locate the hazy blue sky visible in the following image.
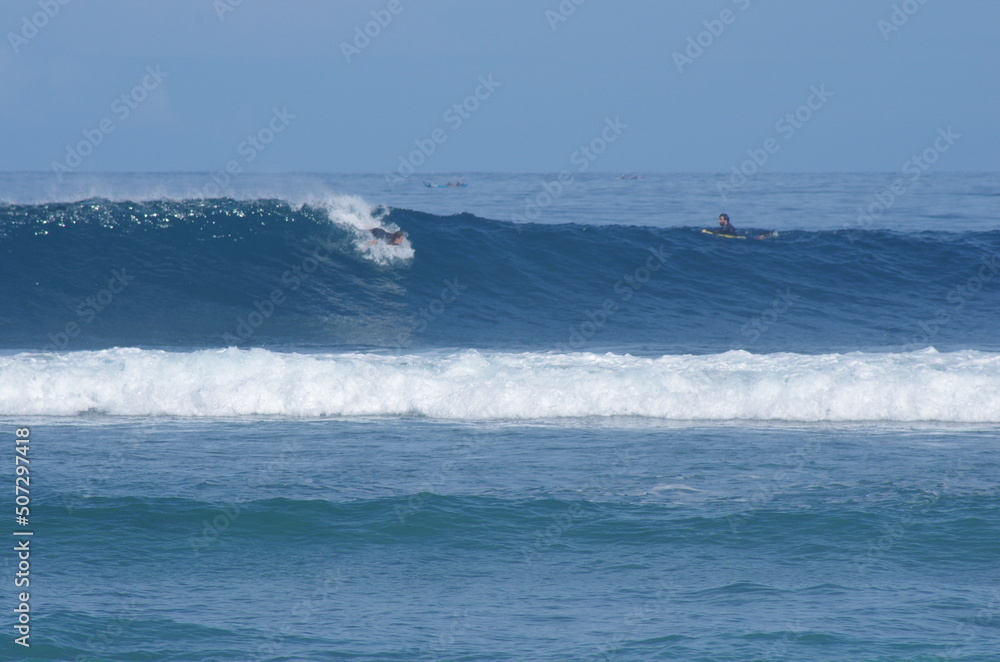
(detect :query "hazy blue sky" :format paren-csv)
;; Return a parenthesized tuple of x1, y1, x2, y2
(2, 0, 997, 174)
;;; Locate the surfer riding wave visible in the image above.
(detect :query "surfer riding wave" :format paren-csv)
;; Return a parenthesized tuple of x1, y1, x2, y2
(368, 228, 405, 245)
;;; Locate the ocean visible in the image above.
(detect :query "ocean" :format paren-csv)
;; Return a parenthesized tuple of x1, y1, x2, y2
(2, 172, 998, 661)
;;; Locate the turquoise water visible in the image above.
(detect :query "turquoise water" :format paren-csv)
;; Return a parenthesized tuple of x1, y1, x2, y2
(13, 419, 1000, 661)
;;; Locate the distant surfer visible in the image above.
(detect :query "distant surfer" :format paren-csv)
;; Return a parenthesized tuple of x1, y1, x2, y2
(706, 214, 774, 240)
(368, 228, 405, 245)
(717, 213, 737, 236)
(424, 179, 467, 188)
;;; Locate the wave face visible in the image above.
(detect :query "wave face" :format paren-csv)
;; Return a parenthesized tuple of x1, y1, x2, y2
(2, 196, 1000, 353)
(4, 347, 999, 420)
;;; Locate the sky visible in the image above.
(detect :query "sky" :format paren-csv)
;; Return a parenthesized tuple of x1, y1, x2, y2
(1, 0, 997, 174)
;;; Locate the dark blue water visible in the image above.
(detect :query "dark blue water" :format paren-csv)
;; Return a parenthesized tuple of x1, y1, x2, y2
(1, 172, 998, 661)
(2, 195, 998, 353)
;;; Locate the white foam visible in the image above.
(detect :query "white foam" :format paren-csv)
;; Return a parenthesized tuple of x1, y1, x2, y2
(290, 194, 414, 264)
(2, 348, 999, 421)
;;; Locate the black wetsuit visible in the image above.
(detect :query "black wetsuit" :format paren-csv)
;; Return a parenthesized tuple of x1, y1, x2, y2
(718, 222, 737, 236)
(370, 228, 392, 241)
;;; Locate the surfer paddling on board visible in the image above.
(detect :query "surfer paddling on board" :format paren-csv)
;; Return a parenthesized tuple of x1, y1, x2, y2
(717, 213, 737, 236)
(708, 214, 774, 240)
(368, 228, 405, 246)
